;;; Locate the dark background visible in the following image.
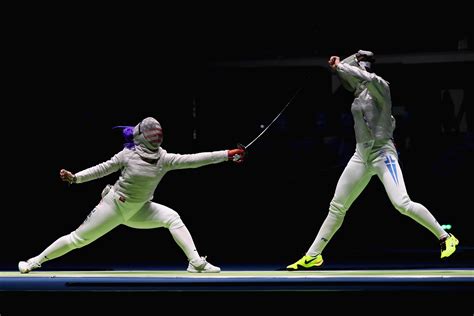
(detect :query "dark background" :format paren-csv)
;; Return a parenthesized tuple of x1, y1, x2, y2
(3, 11, 473, 271)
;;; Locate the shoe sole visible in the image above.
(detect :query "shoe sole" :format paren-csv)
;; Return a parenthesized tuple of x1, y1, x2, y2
(441, 238, 459, 258)
(286, 261, 324, 271)
(187, 269, 221, 273)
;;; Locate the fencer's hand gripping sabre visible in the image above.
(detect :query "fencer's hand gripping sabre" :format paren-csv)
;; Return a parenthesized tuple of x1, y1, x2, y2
(237, 87, 304, 153)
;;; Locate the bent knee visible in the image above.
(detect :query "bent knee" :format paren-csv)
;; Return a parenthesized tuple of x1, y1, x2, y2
(69, 232, 91, 248)
(393, 199, 412, 215)
(166, 212, 184, 230)
(329, 200, 348, 217)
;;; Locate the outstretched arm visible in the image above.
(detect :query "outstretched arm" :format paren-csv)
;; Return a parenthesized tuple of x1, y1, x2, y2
(164, 146, 247, 170)
(59, 151, 124, 184)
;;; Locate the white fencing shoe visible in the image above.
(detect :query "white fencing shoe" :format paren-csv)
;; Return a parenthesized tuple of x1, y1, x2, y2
(18, 259, 41, 274)
(187, 256, 221, 273)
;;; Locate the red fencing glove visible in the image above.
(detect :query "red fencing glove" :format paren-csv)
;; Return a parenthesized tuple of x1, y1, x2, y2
(228, 145, 246, 163)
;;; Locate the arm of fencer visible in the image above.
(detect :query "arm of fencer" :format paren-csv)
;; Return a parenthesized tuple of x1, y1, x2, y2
(337, 63, 390, 103)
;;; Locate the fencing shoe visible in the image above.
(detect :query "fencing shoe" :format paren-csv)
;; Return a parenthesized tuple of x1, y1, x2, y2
(286, 254, 323, 271)
(187, 256, 221, 273)
(440, 234, 459, 258)
(18, 259, 41, 274)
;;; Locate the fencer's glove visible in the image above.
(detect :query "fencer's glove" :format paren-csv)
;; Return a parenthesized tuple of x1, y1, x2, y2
(60, 169, 77, 184)
(328, 56, 340, 70)
(228, 145, 246, 163)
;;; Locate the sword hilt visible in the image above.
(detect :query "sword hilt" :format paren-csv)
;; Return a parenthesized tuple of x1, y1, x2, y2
(235, 143, 247, 162)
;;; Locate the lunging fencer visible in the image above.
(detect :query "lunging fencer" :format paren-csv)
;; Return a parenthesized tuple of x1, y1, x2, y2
(18, 117, 246, 273)
(287, 50, 459, 270)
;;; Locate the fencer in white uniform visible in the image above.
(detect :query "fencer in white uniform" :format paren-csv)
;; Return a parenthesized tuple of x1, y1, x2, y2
(287, 51, 459, 270)
(19, 117, 246, 273)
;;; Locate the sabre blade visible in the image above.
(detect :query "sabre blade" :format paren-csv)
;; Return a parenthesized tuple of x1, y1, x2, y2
(245, 87, 303, 149)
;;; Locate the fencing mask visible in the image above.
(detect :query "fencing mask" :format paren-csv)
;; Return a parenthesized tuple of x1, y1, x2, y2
(133, 117, 163, 160)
